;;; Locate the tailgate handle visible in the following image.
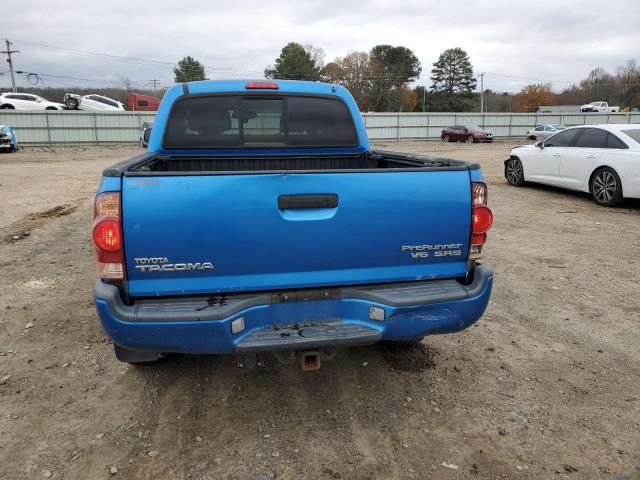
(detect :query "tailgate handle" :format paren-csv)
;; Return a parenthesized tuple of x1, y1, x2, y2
(278, 194, 339, 210)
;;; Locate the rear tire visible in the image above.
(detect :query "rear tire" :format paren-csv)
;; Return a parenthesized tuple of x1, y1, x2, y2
(505, 157, 525, 186)
(65, 97, 79, 110)
(466, 135, 474, 144)
(1, 104, 14, 109)
(590, 167, 623, 207)
(114, 344, 167, 364)
(529, 135, 537, 140)
(442, 134, 450, 142)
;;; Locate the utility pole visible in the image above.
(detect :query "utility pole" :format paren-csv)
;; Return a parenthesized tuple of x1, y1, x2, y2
(150, 79, 159, 98)
(422, 86, 427, 112)
(2, 39, 19, 93)
(479, 72, 485, 113)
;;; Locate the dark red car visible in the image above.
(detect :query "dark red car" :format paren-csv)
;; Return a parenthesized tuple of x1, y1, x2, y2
(441, 125, 494, 143)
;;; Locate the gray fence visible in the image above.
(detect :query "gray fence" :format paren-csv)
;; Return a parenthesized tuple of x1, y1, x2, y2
(363, 112, 640, 140)
(1, 110, 640, 146)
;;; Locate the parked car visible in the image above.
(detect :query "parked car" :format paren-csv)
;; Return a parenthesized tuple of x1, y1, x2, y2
(504, 124, 640, 206)
(0, 125, 17, 152)
(0, 92, 65, 110)
(580, 101, 620, 113)
(92, 79, 494, 367)
(64, 93, 125, 112)
(527, 124, 566, 140)
(441, 125, 493, 143)
(139, 121, 153, 147)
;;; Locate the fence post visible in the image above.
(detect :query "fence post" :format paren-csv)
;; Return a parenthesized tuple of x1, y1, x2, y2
(425, 112, 429, 140)
(93, 113, 98, 144)
(45, 111, 51, 146)
(396, 114, 400, 141)
(508, 113, 512, 138)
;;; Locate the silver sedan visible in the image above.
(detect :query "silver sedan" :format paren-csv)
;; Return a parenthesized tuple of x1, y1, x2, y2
(526, 124, 566, 140)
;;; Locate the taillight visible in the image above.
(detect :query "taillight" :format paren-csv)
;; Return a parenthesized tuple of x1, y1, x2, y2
(245, 81, 279, 90)
(470, 183, 493, 260)
(472, 205, 493, 234)
(92, 192, 124, 280)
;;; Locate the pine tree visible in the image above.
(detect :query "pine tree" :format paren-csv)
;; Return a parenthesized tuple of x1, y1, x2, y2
(173, 57, 207, 83)
(430, 48, 476, 110)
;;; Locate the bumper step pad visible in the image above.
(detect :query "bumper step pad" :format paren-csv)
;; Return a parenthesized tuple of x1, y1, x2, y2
(236, 321, 381, 353)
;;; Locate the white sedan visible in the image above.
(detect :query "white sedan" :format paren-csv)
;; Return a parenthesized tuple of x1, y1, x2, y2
(64, 93, 125, 112)
(504, 124, 640, 206)
(526, 124, 566, 140)
(0, 92, 65, 110)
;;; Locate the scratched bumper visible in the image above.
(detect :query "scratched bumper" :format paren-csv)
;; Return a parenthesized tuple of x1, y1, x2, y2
(94, 265, 493, 354)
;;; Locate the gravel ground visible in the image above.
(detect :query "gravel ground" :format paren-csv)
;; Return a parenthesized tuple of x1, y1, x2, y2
(0, 141, 639, 480)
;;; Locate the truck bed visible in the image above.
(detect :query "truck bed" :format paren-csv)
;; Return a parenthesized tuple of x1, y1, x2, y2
(104, 150, 479, 176)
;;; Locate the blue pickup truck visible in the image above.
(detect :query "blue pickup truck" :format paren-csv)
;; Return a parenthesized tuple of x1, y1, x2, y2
(92, 80, 494, 369)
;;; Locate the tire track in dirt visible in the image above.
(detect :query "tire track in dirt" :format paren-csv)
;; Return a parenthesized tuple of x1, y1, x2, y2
(1, 197, 87, 244)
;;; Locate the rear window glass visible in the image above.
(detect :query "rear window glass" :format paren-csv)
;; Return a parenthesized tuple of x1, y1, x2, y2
(606, 133, 627, 149)
(163, 95, 358, 149)
(621, 129, 640, 144)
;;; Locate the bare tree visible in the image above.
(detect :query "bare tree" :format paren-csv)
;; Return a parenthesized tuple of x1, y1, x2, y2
(616, 59, 640, 108)
(327, 51, 374, 110)
(304, 44, 326, 69)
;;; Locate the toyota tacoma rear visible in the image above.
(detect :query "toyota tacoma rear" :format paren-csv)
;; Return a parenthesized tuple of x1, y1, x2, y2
(92, 79, 494, 369)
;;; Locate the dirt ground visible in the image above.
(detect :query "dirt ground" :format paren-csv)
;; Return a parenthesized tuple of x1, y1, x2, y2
(0, 141, 639, 480)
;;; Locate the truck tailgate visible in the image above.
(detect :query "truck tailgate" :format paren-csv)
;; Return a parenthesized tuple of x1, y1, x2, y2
(122, 170, 472, 297)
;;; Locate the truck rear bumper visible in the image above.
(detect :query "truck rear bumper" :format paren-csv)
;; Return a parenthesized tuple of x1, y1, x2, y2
(94, 265, 493, 354)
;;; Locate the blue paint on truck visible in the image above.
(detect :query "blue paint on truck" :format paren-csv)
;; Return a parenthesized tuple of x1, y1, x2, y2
(92, 79, 494, 365)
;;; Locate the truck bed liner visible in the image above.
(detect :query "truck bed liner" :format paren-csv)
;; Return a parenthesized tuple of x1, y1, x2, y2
(104, 150, 478, 176)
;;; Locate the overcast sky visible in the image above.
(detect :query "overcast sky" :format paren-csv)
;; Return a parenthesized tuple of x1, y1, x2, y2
(2, 0, 639, 94)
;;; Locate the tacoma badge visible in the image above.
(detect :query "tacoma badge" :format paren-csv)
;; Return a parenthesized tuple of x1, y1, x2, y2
(134, 257, 215, 272)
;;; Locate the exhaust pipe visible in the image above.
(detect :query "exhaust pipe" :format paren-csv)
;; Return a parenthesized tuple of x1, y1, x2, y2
(300, 350, 321, 371)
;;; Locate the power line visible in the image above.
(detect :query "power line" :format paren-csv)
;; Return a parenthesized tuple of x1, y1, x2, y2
(10, 38, 264, 75)
(14, 70, 159, 88)
(9, 38, 438, 82)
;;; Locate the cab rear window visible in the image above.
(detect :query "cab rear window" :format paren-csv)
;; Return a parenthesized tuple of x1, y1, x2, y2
(163, 95, 358, 149)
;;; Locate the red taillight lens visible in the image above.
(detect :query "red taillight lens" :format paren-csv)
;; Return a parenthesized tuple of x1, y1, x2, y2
(470, 183, 492, 259)
(92, 192, 124, 280)
(92, 219, 121, 251)
(472, 205, 493, 235)
(245, 81, 279, 90)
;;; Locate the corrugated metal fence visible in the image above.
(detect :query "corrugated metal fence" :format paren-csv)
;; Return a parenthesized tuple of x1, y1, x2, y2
(363, 112, 640, 140)
(1, 110, 640, 146)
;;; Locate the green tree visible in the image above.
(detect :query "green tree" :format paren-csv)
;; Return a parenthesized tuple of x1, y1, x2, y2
(413, 85, 427, 111)
(265, 42, 322, 80)
(173, 56, 207, 83)
(430, 48, 476, 111)
(368, 45, 421, 111)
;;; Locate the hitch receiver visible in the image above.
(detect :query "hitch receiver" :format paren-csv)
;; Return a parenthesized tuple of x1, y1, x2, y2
(300, 350, 321, 371)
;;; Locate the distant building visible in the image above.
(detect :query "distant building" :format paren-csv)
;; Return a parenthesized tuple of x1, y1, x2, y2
(537, 105, 581, 113)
